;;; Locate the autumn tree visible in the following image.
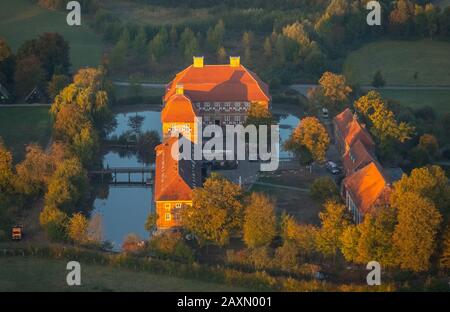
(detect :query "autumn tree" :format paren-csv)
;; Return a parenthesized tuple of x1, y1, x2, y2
(182, 174, 243, 246)
(316, 201, 350, 259)
(418, 133, 439, 158)
(0, 139, 14, 202)
(355, 206, 398, 267)
(47, 74, 70, 101)
(243, 193, 277, 248)
(39, 204, 68, 241)
(281, 213, 317, 257)
(122, 233, 142, 253)
(354, 91, 414, 155)
(318, 71, 352, 107)
(392, 192, 441, 272)
(391, 165, 450, 215)
(67, 212, 89, 243)
(340, 225, 360, 263)
(244, 103, 274, 127)
(440, 226, 450, 270)
(44, 158, 88, 214)
(284, 116, 330, 163)
(15, 144, 55, 197)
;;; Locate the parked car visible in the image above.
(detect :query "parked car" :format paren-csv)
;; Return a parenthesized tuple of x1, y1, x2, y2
(326, 161, 341, 175)
(322, 107, 329, 119)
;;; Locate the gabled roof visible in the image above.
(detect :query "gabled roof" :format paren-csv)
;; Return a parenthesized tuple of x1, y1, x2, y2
(333, 108, 375, 150)
(161, 94, 197, 123)
(343, 140, 376, 175)
(343, 161, 391, 215)
(154, 137, 201, 202)
(164, 64, 270, 103)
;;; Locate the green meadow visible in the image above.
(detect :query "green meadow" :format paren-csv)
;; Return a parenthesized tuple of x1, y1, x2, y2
(0, 0, 103, 71)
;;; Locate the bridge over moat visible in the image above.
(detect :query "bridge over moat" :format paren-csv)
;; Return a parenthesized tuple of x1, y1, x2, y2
(89, 167, 155, 185)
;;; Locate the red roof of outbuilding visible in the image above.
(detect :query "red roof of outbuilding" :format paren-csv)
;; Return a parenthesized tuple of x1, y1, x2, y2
(164, 65, 270, 102)
(343, 162, 391, 215)
(343, 140, 376, 175)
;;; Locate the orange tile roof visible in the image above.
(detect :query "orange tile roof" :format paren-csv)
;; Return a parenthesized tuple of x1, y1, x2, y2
(333, 108, 375, 151)
(342, 140, 376, 175)
(161, 94, 197, 123)
(164, 65, 270, 102)
(343, 162, 390, 215)
(154, 137, 195, 202)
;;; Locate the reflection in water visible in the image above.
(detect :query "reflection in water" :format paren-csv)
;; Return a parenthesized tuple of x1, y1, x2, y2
(93, 109, 300, 249)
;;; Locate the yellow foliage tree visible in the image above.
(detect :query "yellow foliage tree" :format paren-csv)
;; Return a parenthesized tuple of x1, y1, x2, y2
(243, 193, 277, 248)
(67, 212, 89, 243)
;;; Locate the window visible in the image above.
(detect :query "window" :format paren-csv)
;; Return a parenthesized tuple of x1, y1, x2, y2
(224, 115, 230, 122)
(164, 203, 171, 210)
(175, 203, 182, 209)
(204, 115, 210, 122)
(234, 102, 240, 110)
(234, 115, 241, 123)
(165, 213, 171, 221)
(225, 102, 231, 111)
(174, 213, 181, 220)
(204, 102, 211, 111)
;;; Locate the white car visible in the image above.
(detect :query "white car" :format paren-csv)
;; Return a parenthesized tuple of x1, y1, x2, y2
(322, 107, 329, 119)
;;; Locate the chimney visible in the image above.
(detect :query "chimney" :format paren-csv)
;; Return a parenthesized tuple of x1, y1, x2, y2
(230, 56, 240, 67)
(176, 84, 184, 95)
(193, 56, 204, 68)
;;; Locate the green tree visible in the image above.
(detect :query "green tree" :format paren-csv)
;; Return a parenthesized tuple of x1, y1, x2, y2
(284, 117, 330, 162)
(39, 204, 68, 241)
(243, 193, 277, 248)
(316, 201, 349, 259)
(131, 27, 148, 63)
(310, 177, 339, 203)
(206, 20, 225, 51)
(217, 46, 227, 63)
(182, 174, 243, 246)
(145, 212, 158, 233)
(372, 70, 386, 88)
(263, 37, 272, 58)
(148, 28, 168, 62)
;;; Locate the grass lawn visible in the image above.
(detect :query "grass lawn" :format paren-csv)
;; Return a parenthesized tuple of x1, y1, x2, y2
(343, 39, 450, 86)
(0, 0, 103, 71)
(98, 0, 214, 26)
(252, 169, 323, 225)
(0, 257, 247, 292)
(379, 89, 450, 114)
(0, 107, 52, 162)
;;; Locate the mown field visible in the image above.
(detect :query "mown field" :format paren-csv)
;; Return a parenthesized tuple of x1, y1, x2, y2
(0, 107, 52, 162)
(343, 40, 450, 86)
(379, 89, 450, 114)
(0, 257, 247, 292)
(0, 0, 103, 71)
(97, 0, 214, 26)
